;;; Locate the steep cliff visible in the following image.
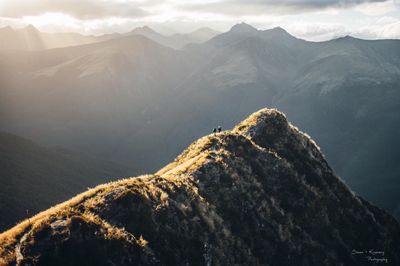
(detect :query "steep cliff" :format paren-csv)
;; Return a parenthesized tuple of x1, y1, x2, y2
(1, 108, 399, 265)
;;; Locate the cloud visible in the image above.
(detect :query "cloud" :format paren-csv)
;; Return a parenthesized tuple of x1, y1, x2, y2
(178, 0, 390, 16)
(0, 0, 391, 20)
(354, 0, 397, 15)
(0, 0, 398, 40)
(284, 23, 349, 40)
(354, 16, 400, 38)
(278, 14, 400, 41)
(0, 0, 150, 19)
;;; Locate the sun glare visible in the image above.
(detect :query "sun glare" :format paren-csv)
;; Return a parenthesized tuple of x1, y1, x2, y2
(22, 12, 81, 31)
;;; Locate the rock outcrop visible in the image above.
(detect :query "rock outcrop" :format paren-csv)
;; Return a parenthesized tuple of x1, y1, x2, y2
(1, 108, 399, 265)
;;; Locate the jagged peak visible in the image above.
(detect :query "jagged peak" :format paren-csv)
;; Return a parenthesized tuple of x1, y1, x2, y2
(233, 108, 312, 147)
(229, 22, 258, 33)
(233, 108, 289, 140)
(160, 108, 320, 171)
(159, 108, 326, 181)
(233, 108, 329, 173)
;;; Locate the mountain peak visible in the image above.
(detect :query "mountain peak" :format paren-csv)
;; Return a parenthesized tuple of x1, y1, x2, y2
(271, 26, 288, 33)
(229, 22, 258, 33)
(1, 108, 400, 265)
(335, 35, 358, 41)
(23, 24, 39, 32)
(233, 108, 327, 171)
(234, 108, 288, 141)
(263, 26, 294, 39)
(130, 25, 159, 35)
(190, 27, 219, 36)
(138, 25, 153, 31)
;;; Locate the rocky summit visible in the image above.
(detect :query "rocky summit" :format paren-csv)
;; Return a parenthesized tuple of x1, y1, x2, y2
(0, 108, 399, 265)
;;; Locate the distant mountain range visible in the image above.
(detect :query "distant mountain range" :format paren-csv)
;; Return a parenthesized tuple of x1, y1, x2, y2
(127, 26, 220, 49)
(0, 22, 399, 224)
(0, 25, 220, 50)
(0, 132, 135, 231)
(0, 25, 101, 50)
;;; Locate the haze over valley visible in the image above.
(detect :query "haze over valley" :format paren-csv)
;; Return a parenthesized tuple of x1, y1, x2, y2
(1, 0, 400, 263)
(1, 22, 400, 227)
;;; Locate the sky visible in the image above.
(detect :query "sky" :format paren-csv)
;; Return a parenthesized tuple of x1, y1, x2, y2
(0, 0, 399, 41)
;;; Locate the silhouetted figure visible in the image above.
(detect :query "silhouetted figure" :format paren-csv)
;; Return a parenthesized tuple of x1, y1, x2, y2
(212, 128, 217, 135)
(218, 126, 222, 133)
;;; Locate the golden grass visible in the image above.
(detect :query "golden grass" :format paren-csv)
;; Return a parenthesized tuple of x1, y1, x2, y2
(0, 110, 280, 248)
(0, 175, 155, 261)
(233, 108, 280, 132)
(0, 110, 280, 262)
(157, 132, 235, 178)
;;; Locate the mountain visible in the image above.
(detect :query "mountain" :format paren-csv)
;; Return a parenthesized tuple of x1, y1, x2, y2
(0, 34, 194, 164)
(0, 25, 105, 51)
(0, 25, 220, 51)
(0, 132, 135, 232)
(0, 108, 399, 265)
(183, 27, 220, 40)
(1, 23, 400, 222)
(127, 26, 167, 44)
(156, 23, 400, 218)
(169, 27, 221, 48)
(128, 26, 220, 49)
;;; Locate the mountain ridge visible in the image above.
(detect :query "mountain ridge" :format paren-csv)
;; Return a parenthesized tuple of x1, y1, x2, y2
(1, 108, 399, 265)
(0, 24, 220, 51)
(1, 22, 400, 230)
(127, 25, 220, 49)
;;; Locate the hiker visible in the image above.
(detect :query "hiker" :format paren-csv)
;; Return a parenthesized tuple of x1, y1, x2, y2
(212, 128, 217, 134)
(218, 126, 222, 133)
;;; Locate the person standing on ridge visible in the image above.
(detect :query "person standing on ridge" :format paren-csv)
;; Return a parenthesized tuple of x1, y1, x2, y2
(218, 126, 222, 133)
(212, 128, 217, 135)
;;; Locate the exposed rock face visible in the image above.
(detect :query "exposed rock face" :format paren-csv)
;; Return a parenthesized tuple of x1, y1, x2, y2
(1, 108, 399, 265)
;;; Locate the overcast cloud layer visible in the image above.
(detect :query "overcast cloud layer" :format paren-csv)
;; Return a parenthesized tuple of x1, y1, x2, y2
(179, 0, 390, 15)
(0, 0, 399, 40)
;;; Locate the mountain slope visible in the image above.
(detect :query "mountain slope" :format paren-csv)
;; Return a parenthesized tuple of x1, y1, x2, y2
(0, 132, 135, 232)
(1, 23, 400, 222)
(138, 23, 400, 217)
(0, 34, 195, 164)
(0, 109, 399, 265)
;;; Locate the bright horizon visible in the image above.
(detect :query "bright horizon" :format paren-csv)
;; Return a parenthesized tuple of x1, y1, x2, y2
(0, 0, 399, 41)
